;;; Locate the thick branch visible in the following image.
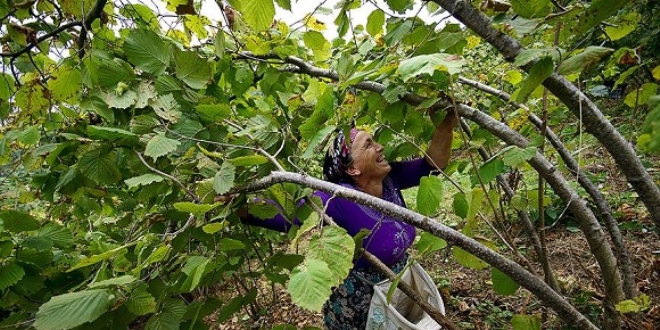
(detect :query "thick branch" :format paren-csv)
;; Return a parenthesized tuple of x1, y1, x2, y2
(77, 0, 108, 58)
(1, 21, 81, 58)
(431, 0, 660, 238)
(234, 171, 599, 330)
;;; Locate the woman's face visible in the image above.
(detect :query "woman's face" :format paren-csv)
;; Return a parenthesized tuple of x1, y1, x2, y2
(348, 131, 391, 180)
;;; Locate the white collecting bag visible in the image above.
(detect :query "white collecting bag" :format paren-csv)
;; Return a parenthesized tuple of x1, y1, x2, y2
(365, 262, 445, 330)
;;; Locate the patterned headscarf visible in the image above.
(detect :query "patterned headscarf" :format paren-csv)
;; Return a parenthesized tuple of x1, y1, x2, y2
(323, 128, 359, 183)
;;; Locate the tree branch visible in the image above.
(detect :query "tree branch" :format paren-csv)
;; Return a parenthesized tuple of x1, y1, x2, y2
(1, 21, 82, 58)
(77, 0, 108, 58)
(430, 0, 660, 240)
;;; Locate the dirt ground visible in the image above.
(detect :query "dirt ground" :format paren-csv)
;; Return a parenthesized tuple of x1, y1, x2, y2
(208, 211, 660, 330)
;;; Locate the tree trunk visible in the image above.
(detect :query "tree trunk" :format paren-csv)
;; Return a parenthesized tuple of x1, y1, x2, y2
(430, 0, 660, 237)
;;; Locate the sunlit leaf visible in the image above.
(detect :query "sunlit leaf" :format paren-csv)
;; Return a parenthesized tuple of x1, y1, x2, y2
(398, 54, 465, 81)
(145, 134, 181, 160)
(175, 51, 213, 89)
(366, 9, 385, 36)
(511, 0, 550, 18)
(492, 268, 519, 295)
(417, 175, 442, 216)
(453, 246, 488, 270)
(624, 83, 658, 108)
(415, 231, 447, 255)
(513, 56, 553, 102)
(239, 0, 275, 32)
(502, 146, 537, 167)
(287, 258, 333, 312)
(558, 47, 613, 75)
(125, 174, 165, 188)
(34, 289, 113, 330)
(308, 226, 355, 287)
(213, 161, 235, 195)
(511, 314, 541, 330)
(124, 29, 172, 76)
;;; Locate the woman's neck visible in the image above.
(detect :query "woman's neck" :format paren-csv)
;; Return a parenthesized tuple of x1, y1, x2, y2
(354, 178, 384, 199)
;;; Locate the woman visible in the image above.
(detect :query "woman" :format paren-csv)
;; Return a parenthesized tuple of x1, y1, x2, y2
(238, 111, 457, 329)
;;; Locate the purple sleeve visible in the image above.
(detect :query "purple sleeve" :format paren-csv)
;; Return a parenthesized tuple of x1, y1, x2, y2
(388, 158, 435, 189)
(244, 199, 302, 233)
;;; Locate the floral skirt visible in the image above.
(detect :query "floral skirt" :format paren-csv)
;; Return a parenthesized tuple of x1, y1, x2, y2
(322, 255, 408, 330)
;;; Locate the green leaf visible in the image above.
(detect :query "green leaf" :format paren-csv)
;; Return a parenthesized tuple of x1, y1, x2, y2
(386, 0, 412, 13)
(275, 0, 291, 10)
(48, 64, 83, 103)
(558, 47, 613, 75)
(366, 9, 385, 36)
(652, 65, 660, 81)
(181, 256, 209, 291)
(175, 51, 213, 89)
(492, 268, 519, 295)
(416, 175, 442, 216)
(476, 158, 505, 185)
(35, 224, 74, 248)
(125, 174, 165, 188)
(513, 56, 553, 103)
(303, 31, 328, 51)
(574, 0, 628, 34)
(173, 202, 219, 215)
(511, 0, 550, 18)
(126, 285, 157, 315)
(196, 103, 230, 123)
(0, 262, 25, 290)
(214, 31, 225, 58)
(415, 231, 447, 255)
(151, 93, 182, 123)
(0, 210, 40, 232)
(89, 275, 137, 289)
(240, 0, 275, 32)
(502, 146, 537, 167)
(452, 193, 468, 219)
(287, 258, 333, 312)
(397, 53, 465, 81)
(615, 294, 650, 313)
(145, 298, 186, 330)
(511, 314, 542, 330)
(604, 12, 640, 41)
(213, 162, 235, 195)
(513, 48, 554, 67)
(229, 155, 269, 167)
(219, 238, 246, 251)
(624, 83, 658, 108)
(68, 245, 130, 272)
(383, 19, 413, 46)
(202, 221, 228, 234)
(453, 247, 488, 270)
(79, 149, 122, 185)
(145, 134, 181, 160)
(34, 289, 113, 330)
(15, 80, 49, 114)
(302, 125, 336, 159)
(17, 125, 40, 145)
(86, 126, 139, 145)
(124, 29, 172, 76)
(308, 226, 355, 287)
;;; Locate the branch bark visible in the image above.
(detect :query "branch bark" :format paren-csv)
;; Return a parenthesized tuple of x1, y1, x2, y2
(233, 171, 600, 330)
(430, 0, 660, 240)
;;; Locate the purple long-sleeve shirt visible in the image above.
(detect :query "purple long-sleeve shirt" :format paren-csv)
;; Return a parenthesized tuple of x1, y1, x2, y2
(249, 158, 435, 268)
